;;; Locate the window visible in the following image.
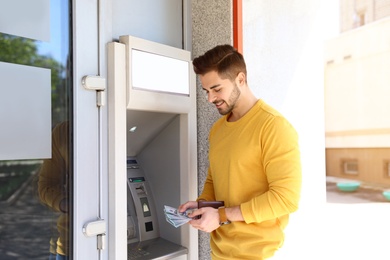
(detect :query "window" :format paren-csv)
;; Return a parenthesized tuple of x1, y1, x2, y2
(343, 160, 358, 175)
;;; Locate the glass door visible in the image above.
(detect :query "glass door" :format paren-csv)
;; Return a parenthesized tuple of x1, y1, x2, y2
(0, 0, 102, 259)
(0, 0, 73, 259)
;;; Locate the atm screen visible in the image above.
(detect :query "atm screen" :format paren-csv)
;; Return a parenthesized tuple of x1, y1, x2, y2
(140, 197, 151, 217)
(129, 177, 145, 182)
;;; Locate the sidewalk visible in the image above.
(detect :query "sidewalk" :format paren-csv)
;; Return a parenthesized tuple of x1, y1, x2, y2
(0, 178, 53, 259)
(326, 176, 389, 203)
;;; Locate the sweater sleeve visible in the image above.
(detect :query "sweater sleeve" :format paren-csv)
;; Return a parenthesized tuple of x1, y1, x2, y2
(240, 116, 302, 224)
(197, 167, 216, 202)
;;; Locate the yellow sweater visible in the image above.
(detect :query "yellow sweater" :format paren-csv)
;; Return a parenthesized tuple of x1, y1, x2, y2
(198, 100, 301, 260)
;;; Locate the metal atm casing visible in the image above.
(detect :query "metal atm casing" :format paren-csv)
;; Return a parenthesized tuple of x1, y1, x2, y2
(107, 35, 198, 259)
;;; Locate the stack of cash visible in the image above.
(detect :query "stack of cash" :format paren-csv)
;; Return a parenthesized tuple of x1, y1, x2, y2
(164, 205, 194, 228)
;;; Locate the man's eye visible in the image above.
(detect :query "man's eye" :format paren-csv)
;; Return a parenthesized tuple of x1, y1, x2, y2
(214, 89, 221, 93)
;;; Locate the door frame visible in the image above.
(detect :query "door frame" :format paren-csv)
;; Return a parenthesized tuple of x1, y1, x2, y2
(72, 0, 106, 259)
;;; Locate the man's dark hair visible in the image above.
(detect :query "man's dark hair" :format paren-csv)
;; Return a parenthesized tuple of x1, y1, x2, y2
(192, 44, 247, 82)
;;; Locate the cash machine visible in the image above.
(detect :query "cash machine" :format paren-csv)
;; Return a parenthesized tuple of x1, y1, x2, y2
(107, 36, 198, 259)
(126, 157, 187, 259)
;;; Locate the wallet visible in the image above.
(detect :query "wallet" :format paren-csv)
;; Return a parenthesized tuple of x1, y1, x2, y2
(198, 200, 224, 209)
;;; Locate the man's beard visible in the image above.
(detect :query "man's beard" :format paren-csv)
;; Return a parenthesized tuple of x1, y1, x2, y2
(215, 83, 241, 115)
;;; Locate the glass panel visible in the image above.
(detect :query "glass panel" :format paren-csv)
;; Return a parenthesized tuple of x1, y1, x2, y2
(0, 62, 52, 160)
(0, 1, 73, 259)
(0, 0, 50, 42)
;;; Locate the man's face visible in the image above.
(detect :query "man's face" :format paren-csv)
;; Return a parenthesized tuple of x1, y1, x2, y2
(200, 70, 241, 115)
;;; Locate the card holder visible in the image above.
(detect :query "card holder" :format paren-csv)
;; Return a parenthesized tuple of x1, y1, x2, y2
(198, 200, 224, 209)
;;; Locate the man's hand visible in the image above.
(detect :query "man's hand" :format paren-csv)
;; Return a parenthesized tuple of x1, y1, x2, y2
(178, 201, 220, 232)
(187, 207, 220, 233)
(178, 201, 198, 214)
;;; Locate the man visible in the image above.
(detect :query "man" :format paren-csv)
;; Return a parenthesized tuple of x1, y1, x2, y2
(179, 45, 301, 259)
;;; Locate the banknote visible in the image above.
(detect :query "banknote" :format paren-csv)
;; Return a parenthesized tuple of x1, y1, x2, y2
(164, 205, 194, 228)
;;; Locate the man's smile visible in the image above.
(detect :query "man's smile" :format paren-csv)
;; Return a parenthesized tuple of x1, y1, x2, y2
(214, 100, 224, 107)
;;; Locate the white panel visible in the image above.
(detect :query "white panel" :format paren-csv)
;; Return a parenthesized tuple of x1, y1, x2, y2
(107, 42, 128, 260)
(0, 62, 51, 160)
(120, 35, 193, 113)
(132, 50, 189, 95)
(0, 0, 50, 42)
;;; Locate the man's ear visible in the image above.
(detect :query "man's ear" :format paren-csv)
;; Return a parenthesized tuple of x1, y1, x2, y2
(236, 72, 246, 86)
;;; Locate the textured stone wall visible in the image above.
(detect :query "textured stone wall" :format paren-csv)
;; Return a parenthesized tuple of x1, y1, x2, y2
(191, 1, 233, 259)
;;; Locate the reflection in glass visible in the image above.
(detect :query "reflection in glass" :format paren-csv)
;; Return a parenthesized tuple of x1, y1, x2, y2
(0, 1, 72, 259)
(38, 121, 70, 259)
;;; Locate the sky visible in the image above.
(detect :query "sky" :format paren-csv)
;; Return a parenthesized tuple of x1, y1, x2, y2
(37, 0, 67, 63)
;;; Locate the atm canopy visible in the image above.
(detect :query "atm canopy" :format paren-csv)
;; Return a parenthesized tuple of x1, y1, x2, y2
(118, 35, 195, 157)
(120, 35, 194, 114)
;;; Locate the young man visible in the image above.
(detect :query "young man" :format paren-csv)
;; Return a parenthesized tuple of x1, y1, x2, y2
(179, 45, 302, 259)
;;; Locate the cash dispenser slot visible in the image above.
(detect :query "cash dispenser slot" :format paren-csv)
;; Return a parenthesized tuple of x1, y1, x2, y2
(126, 158, 187, 260)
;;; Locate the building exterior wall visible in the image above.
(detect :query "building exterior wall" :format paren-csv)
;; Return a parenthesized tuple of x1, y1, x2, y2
(325, 17, 390, 186)
(326, 148, 390, 186)
(376, 0, 390, 19)
(191, 1, 233, 259)
(340, 0, 390, 32)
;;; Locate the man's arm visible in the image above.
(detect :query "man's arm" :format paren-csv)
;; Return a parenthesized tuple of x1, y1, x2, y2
(225, 205, 244, 222)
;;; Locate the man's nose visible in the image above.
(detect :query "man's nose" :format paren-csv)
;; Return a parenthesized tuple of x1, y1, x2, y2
(208, 93, 216, 103)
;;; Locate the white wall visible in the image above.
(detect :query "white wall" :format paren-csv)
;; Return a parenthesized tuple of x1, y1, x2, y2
(243, 0, 327, 258)
(243, 0, 326, 208)
(243, 1, 390, 259)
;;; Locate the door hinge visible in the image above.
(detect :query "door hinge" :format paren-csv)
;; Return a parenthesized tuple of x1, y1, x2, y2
(83, 219, 107, 250)
(82, 75, 106, 107)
